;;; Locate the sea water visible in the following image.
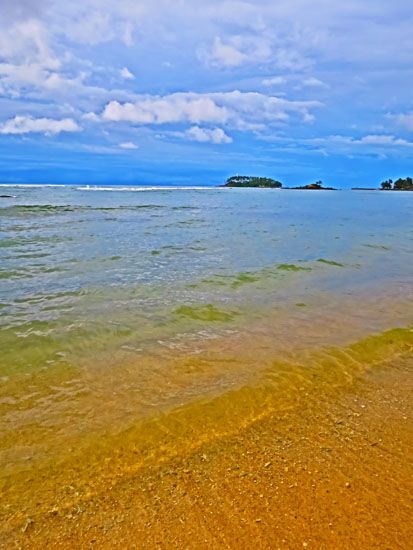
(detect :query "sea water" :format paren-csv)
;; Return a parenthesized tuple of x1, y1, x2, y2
(0, 185, 412, 481)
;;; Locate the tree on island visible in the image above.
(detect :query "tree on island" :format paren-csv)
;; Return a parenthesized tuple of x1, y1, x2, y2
(223, 175, 283, 188)
(291, 180, 336, 190)
(394, 177, 413, 190)
(380, 177, 413, 190)
(381, 179, 393, 190)
(306, 181, 323, 189)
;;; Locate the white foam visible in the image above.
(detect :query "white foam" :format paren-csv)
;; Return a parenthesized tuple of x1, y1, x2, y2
(76, 185, 222, 192)
(0, 184, 73, 188)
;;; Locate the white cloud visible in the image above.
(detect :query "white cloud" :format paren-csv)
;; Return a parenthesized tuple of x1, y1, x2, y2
(0, 20, 58, 69)
(0, 19, 88, 97)
(330, 134, 413, 147)
(0, 115, 81, 135)
(306, 134, 413, 156)
(302, 112, 315, 124)
(357, 134, 411, 146)
(100, 91, 320, 130)
(205, 37, 249, 67)
(54, 3, 145, 47)
(259, 131, 413, 160)
(201, 34, 280, 69)
(102, 95, 229, 125)
(82, 111, 100, 122)
(185, 126, 232, 144)
(59, 10, 113, 46)
(0, 14, 138, 104)
(120, 67, 135, 80)
(1, 0, 48, 22)
(302, 77, 327, 88)
(393, 112, 413, 131)
(262, 76, 286, 86)
(119, 141, 138, 149)
(122, 21, 134, 47)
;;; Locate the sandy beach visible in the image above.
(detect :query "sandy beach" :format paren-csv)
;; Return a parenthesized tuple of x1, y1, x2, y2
(1, 327, 412, 549)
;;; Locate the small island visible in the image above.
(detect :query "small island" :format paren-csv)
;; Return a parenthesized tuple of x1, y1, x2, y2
(220, 175, 412, 191)
(289, 181, 336, 190)
(222, 175, 283, 188)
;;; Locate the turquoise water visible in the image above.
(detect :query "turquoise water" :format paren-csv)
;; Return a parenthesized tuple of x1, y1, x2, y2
(0, 184, 412, 478)
(1, 186, 412, 368)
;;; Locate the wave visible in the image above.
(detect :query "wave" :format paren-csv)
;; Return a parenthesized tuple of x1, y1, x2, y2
(0, 184, 221, 191)
(0, 184, 70, 188)
(76, 186, 219, 192)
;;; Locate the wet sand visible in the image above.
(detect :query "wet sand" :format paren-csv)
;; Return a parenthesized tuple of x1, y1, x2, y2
(1, 330, 412, 549)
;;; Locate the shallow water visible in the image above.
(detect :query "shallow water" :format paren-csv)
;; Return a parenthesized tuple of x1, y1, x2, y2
(0, 186, 412, 490)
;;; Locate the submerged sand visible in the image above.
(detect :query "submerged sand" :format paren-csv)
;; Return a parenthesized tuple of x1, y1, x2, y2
(1, 328, 412, 549)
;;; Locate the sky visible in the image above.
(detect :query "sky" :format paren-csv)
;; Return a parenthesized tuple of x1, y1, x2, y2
(0, 0, 413, 187)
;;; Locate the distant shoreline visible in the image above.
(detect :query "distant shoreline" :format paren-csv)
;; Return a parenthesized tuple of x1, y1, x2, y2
(1, 183, 413, 192)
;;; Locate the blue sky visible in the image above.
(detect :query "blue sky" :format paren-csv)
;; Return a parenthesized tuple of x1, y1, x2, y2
(0, 0, 412, 187)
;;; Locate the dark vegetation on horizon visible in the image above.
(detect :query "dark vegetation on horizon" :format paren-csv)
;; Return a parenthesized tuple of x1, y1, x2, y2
(380, 177, 413, 191)
(222, 176, 335, 190)
(289, 181, 336, 190)
(222, 175, 413, 191)
(222, 175, 282, 188)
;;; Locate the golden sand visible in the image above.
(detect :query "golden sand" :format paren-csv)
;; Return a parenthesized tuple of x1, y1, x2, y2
(1, 327, 412, 549)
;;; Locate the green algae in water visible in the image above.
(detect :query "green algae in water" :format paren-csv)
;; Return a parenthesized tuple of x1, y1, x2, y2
(0, 236, 60, 248)
(197, 275, 231, 287)
(195, 271, 260, 290)
(363, 244, 391, 251)
(174, 304, 237, 322)
(97, 205, 164, 211)
(7, 204, 75, 212)
(0, 269, 33, 279)
(195, 263, 312, 291)
(317, 258, 345, 267)
(277, 264, 312, 272)
(231, 272, 260, 288)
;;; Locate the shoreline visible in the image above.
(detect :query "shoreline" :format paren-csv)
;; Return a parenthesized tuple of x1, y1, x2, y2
(1, 326, 412, 548)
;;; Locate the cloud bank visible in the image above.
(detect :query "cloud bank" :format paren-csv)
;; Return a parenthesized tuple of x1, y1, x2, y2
(0, 115, 81, 135)
(0, 0, 412, 184)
